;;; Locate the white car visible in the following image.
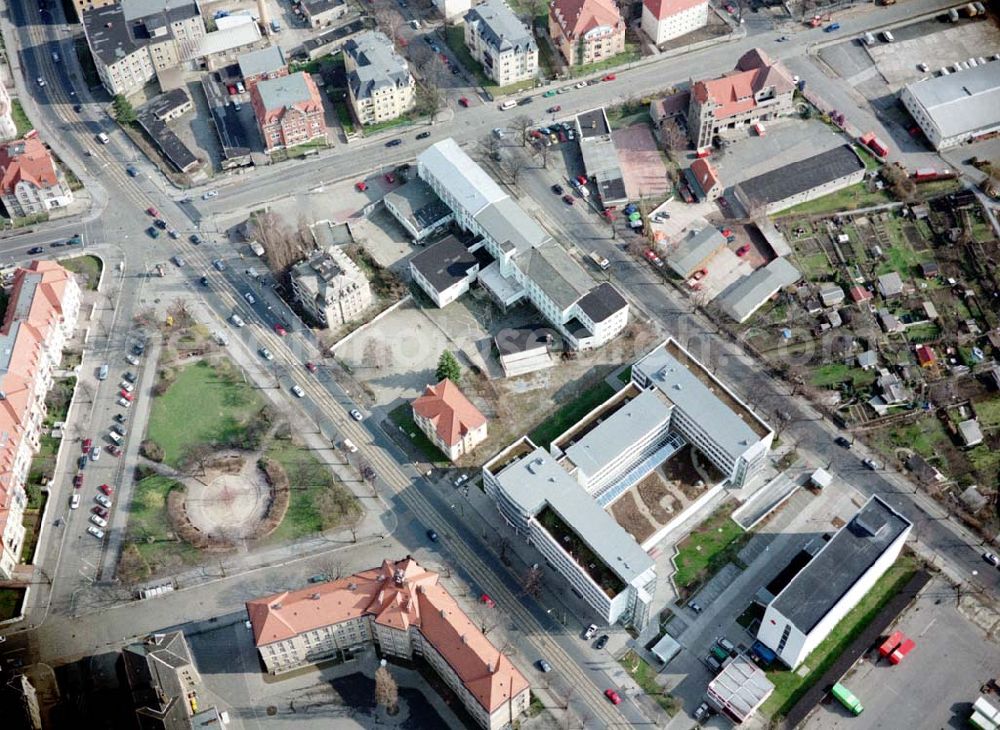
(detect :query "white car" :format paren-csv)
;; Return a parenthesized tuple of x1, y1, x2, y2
(90, 514, 108, 528)
(117, 397, 132, 409)
(260, 347, 274, 361)
(70, 493, 80, 509)
(342, 438, 358, 453)
(291, 384, 305, 398)
(87, 525, 105, 539)
(202, 190, 218, 199)
(120, 381, 134, 393)
(126, 354, 139, 366)
(575, 81, 586, 89)
(492, 127, 504, 139)
(454, 474, 469, 487)
(95, 494, 112, 508)
(213, 259, 226, 271)
(90, 446, 101, 461)
(350, 408, 363, 421)
(37, 77, 46, 87)
(244, 292, 256, 305)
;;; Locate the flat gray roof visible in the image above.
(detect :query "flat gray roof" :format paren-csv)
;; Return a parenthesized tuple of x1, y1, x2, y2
(256, 72, 315, 111)
(707, 653, 774, 720)
(736, 145, 864, 208)
(239, 45, 286, 79)
(576, 108, 611, 138)
(667, 226, 726, 277)
(495, 325, 558, 355)
(122, 0, 196, 21)
(465, 0, 536, 54)
(576, 282, 627, 323)
(564, 389, 673, 478)
(474, 197, 550, 257)
(904, 60, 1000, 140)
(717, 257, 801, 323)
(770, 496, 911, 634)
(418, 139, 507, 218)
(493, 445, 654, 584)
(634, 340, 771, 459)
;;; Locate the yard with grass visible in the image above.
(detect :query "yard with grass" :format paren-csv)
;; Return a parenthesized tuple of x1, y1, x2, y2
(568, 44, 640, 78)
(529, 382, 615, 448)
(762, 554, 919, 718)
(389, 404, 449, 464)
(619, 650, 677, 715)
(0, 588, 25, 621)
(809, 363, 877, 388)
(778, 183, 894, 218)
(10, 99, 32, 137)
(146, 359, 268, 467)
(877, 417, 949, 461)
(60, 255, 103, 290)
(672, 505, 746, 590)
(118, 473, 200, 581)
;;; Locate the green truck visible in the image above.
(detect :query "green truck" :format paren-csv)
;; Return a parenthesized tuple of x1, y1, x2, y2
(831, 683, 863, 715)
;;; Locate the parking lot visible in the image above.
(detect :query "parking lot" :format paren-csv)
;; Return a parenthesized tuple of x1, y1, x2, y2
(803, 575, 1000, 730)
(867, 19, 1000, 88)
(612, 123, 672, 201)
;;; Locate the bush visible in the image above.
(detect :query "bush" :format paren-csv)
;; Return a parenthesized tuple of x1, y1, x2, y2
(141, 440, 165, 462)
(256, 457, 291, 539)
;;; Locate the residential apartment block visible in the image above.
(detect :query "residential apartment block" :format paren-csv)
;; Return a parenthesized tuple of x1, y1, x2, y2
(290, 246, 372, 328)
(548, 0, 626, 67)
(0, 69, 17, 143)
(432, 0, 472, 20)
(640, 0, 708, 44)
(300, 0, 348, 28)
(412, 379, 488, 461)
(416, 139, 629, 350)
(122, 632, 202, 729)
(0, 136, 74, 218)
(250, 72, 327, 152)
(757, 496, 911, 668)
(688, 48, 795, 150)
(0, 262, 80, 580)
(464, 0, 538, 87)
(246, 558, 531, 730)
(344, 31, 416, 125)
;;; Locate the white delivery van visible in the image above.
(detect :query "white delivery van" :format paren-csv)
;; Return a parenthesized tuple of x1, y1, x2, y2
(499, 99, 518, 110)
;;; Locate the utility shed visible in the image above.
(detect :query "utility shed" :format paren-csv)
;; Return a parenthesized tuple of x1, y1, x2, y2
(809, 468, 833, 489)
(707, 653, 774, 724)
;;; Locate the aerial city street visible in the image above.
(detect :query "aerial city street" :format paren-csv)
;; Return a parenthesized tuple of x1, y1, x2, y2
(0, 0, 998, 727)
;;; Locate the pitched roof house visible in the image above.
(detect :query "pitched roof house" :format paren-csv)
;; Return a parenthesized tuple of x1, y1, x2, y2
(548, 0, 626, 66)
(412, 378, 488, 461)
(0, 136, 73, 218)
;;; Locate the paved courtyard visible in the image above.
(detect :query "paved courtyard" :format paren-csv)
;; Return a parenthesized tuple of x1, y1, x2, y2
(613, 124, 672, 201)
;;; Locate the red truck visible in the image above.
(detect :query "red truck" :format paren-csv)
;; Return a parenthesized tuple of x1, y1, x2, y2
(878, 631, 904, 658)
(889, 638, 916, 665)
(859, 132, 889, 159)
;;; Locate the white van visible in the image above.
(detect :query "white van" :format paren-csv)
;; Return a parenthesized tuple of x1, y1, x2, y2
(342, 438, 358, 453)
(863, 32, 875, 46)
(107, 430, 123, 444)
(230, 314, 245, 327)
(881, 30, 894, 42)
(499, 99, 518, 110)
(97, 132, 110, 144)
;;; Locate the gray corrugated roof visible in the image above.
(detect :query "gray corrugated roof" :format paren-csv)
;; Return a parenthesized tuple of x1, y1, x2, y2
(344, 31, 413, 100)
(634, 340, 772, 460)
(239, 45, 287, 79)
(667, 226, 726, 277)
(493, 445, 654, 584)
(736, 145, 865, 209)
(417, 139, 507, 218)
(717, 258, 801, 323)
(769, 496, 911, 634)
(465, 0, 536, 54)
(904, 60, 1000, 140)
(565, 389, 673, 478)
(519, 242, 593, 311)
(474, 197, 550, 257)
(256, 72, 315, 112)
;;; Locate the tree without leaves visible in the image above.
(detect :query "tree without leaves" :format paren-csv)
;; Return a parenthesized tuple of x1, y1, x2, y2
(374, 665, 399, 715)
(510, 114, 533, 146)
(479, 134, 501, 161)
(250, 211, 305, 275)
(436, 350, 461, 384)
(521, 565, 543, 598)
(501, 155, 528, 185)
(415, 80, 443, 120)
(532, 142, 551, 169)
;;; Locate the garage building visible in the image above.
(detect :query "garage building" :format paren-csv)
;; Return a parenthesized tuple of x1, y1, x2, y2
(900, 60, 1000, 150)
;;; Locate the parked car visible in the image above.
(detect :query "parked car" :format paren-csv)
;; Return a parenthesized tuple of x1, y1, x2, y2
(415, 131, 431, 139)
(107, 445, 123, 457)
(99, 483, 113, 496)
(355, 181, 368, 191)
(835, 436, 852, 449)
(342, 438, 358, 453)
(82, 438, 92, 453)
(73, 473, 84, 489)
(458, 97, 470, 107)
(95, 494, 112, 508)
(90, 446, 101, 461)
(595, 634, 609, 650)
(736, 244, 751, 257)
(70, 494, 80, 509)
(604, 689, 622, 705)
(983, 552, 1000, 567)
(693, 701, 710, 721)
(147, 227, 160, 239)
(551, 184, 564, 195)
(547, 105, 561, 113)
(350, 409, 364, 421)
(385, 139, 402, 147)
(862, 458, 878, 470)
(28, 246, 44, 254)
(602, 73, 617, 81)
(90, 513, 108, 528)
(480, 594, 496, 608)
(583, 624, 598, 640)
(562, 194, 574, 205)
(87, 525, 105, 539)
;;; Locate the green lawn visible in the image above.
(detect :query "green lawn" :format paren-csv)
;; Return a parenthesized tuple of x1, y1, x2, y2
(122, 474, 199, 580)
(60, 255, 103, 290)
(362, 115, 415, 135)
(974, 398, 1000, 428)
(389, 404, 449, 465)
(778, 183, 893, 217)
(795, 251, 834, 279)
(809, 363, 876, 388)
(330, 95, 355, 135)
(445, 26, 492, 89)
(905, 322, 941, 342)
(568, 45, 640, 78)
(529, 382, 615, 449)
(880, 418, 949, 461)
(853, 145, 883, 171)
(619, 650, 677, 715)
(146, 360, 266, 467)
(617, 365, 633, 385)
(10, 99, 32, 137)
(672, 506, 746, 589)
(0, 588, 25, 621)
(762, 554, 919, 718)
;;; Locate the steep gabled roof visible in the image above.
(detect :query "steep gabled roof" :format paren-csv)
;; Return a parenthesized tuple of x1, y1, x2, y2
(0, 137, 59, 195)
(643, 0, 707, 21)
(411, 379, 486, 447)
(550, 0, 624, 39)
(691, 47, 794, 120)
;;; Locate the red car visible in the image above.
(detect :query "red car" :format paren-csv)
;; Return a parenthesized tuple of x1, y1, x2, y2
(575, 175, 588, 186)
(385, 172, 396, 184)
(92, 505, 109, 518)
(562, 194, 575, 205)
(108, 445, 123, 457)
(458, 97, 470, 107)
(146, 206, 159, 217)
(99, 483, 113, 496)
(274, 323, 287, 336)
(736, 244, 751, 257)
(355, 181, 368, 192)
(227, 84, 238, 95)
(547, 105, 561, 113)
(644, 249, 664, 267)
(82, 438, 92, 453)
(604, 689, 622, 705)
(73, 473, 83, 489)
(480, 594, 495, 608)
(602, 73, 617, 81)
(720, 228, 734, 240)
(602, 210, 616, 220)
(120, 390, 134, 401)
(305, 362, 318, 373)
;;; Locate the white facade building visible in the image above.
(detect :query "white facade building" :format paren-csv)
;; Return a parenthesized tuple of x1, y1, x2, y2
(464, 0, 538, 87)
(900, 59, 1000, 150)
(757, 496, 911, 668)
(431, 0, 472, 20)
(641, 0, 708, 45)
(290, 247, 373, 328)
(344, 31, 416, 125)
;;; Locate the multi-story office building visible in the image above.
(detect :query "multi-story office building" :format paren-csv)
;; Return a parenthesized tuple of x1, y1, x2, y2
(464, 0, 537, 87)
(344, 31, 416, 125)
(412, 379, 488, 461)
(416, 139, 629, 350)
(250, 72, 327, 152)
(757, 496, 911, 668)
(0, 136, 74, 217)
(548, 0, 626, 67)
(122, 632, 203, 729)
(687, 48, 795, 150)
(246, 558, 531, 730)
(289, 246, 372, 328)
(640, 0, 708, 45)
(0, 261, 80, 580)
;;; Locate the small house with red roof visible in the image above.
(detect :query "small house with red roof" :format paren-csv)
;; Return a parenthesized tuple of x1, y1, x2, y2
(687, 48, 796, 149)
(849, 285, 873, 304)
(915, 344, 936, 368)
(641, 0, 708, 45)
(0, 136, 73, 218)
(412, 378, 488, 461)
(246, 557, 531, 729)
(549, 0, 626, 67)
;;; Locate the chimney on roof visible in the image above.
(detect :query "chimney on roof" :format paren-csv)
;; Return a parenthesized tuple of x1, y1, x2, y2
(487, 661, 494, 673)
(310, 593, 321, 600)
(461, 635, 467, 644)
(347, 582, 357, 591)
(440, 609, 447, 618)
(271, 602, 283, 610)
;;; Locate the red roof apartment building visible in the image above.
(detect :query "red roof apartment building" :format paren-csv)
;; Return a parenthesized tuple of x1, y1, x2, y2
(246, 557, 530, 730)
(0, 261, 80, 580)
(687, 48, 796, 150)
(641, 0, 708, 45)
(249, 71, 326, 153)
(412, 378, 488, 462)
(548, 0, 626, 67)
(0, 136, 74, 219)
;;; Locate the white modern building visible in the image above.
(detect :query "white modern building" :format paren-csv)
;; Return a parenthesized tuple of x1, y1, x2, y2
(432, 0, 472, 20)
(756, 496, 912, 669)
(641, 0, 708, 45)
(290, 247, 373, 328)
(464, 0, 538, 87)
(900, 60, 1000, 150)
(416, 139, 629, 350)
(344, 31, 416, 125)
(384, 178, 453, 242)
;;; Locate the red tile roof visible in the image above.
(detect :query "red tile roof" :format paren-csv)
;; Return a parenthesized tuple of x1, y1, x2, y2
(690, 158, 719, 194)
(848, 285, 873, 302)
(246, 558, 529, 713)
(0, 137, 59, 196)
(551, 0, 624, 39)
(691, 48, 795, 121)
(412, 379, 486, 448)
(915, 344, 936, 366)
(644, 0, 707, 20)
